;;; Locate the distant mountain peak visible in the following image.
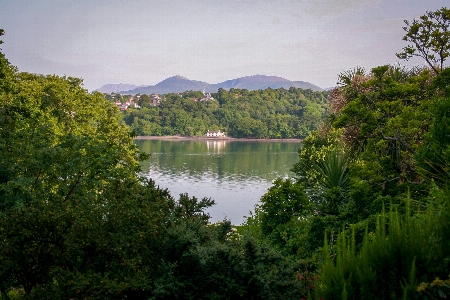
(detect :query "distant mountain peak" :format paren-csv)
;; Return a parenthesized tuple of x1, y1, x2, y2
(166, 75, 190, 80)
(98, 75, 323, 94)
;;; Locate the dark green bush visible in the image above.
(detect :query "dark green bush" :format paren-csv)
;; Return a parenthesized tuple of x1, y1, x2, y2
(316, 197, 450, 300)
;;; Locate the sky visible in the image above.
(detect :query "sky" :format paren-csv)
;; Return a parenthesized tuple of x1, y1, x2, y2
(0, 0, 448, 91)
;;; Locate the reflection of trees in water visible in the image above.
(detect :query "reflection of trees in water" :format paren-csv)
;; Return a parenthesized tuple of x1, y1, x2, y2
(135, 140, 300, 180)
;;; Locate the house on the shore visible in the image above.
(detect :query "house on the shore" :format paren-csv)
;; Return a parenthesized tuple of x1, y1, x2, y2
(206, 130, 225, 137)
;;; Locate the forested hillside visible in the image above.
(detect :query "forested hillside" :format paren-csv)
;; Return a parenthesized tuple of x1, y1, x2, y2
(121, 87, 328, 138)
(1, 6, 450, 299)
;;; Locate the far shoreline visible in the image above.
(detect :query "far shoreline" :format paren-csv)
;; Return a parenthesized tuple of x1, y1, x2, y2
(134, 135, 303, 143)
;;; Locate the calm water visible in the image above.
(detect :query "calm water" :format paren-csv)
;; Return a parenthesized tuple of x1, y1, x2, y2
(135, 139, 301, 224)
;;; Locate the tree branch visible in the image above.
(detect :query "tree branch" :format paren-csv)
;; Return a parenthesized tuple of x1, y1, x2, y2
(64, 174, 82, 203)
(379, 128, 415, 155)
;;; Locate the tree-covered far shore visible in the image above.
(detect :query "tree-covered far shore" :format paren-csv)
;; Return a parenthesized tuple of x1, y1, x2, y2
(115, 87, 328, 139)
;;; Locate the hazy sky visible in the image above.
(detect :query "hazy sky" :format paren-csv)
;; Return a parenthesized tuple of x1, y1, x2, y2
(0, 0, 448, 91)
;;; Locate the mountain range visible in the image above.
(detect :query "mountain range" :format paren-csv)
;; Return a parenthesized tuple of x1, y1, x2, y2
(96, 75, 323, 94)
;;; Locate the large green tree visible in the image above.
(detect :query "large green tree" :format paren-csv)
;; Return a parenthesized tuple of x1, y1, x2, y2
(0, 31, 154, 296)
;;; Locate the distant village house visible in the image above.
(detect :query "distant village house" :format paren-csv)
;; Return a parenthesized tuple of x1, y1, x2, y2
(199, 93, 215, 102)
(206, 130, 225, 137)
(150, 94, 161, 106)
(115, 96, 140, 111)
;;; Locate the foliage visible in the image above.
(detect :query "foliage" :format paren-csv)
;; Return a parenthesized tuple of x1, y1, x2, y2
(417, 275, 450, 300)
(397, 7, 450, 73)
(0, 73, 145, 211)
(415, 95, 450, 187)
(285, 128, 352, 256)
(328, 64, 436, 217)
(257, 178, 309, 236)
(121, 87, 328, 138)
(306, 147, 350, 215)
(0, 46, 158, 296)
(316, 197, 450, 300)
(291, 127, 344, 190)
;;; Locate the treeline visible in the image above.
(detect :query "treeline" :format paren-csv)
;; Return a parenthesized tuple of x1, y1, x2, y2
(1, 7, 450, 299)
(119, 87, 328, 138)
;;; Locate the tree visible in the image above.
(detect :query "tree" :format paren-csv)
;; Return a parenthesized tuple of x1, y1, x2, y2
(0, 37, 153, 295)
(397, 7, 450, 73)
(0, 72, 144, 211)
(258, 178, 309, 236)
(415, 94, 450, 187)
(0, 30, 16, 94)
(229, 117, 268, 138)
(138, 93, 152, 107)
(332, 65, 433, 183)
(291, 127, 344, 191)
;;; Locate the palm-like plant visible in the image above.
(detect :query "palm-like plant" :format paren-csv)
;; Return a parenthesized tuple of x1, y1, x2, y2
(307, 147, 350, 215)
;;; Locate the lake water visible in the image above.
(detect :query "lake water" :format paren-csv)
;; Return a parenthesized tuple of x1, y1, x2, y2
(135, 139, 301, 224)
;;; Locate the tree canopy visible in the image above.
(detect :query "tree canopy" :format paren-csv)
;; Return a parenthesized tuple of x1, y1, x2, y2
(397, 7, 450, 72)
(119, 87, 328, 139)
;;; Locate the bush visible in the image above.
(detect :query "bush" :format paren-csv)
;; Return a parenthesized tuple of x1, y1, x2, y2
(316, 196, 450, 300)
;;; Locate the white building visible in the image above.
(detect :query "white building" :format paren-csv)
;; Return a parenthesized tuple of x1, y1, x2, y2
(206, 130, 225, 137)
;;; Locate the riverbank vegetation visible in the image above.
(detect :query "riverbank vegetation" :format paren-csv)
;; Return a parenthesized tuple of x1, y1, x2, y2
(1, 6, 450, 299)
(120, 87, 328, 139)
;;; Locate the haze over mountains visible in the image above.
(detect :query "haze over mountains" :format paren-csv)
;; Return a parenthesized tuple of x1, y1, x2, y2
(96, 75, 324, 94)
(96, 83, 138, 94)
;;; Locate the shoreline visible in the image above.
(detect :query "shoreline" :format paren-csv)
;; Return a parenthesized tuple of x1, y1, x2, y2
(134, 135, 303, 142)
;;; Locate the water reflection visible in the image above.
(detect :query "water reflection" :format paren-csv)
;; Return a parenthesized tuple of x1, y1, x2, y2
(135, 139, 301, 224)
(206, 140, 227, 153)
